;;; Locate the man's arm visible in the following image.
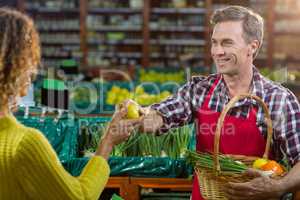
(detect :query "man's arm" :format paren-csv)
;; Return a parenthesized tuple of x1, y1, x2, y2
(280, 161, 300, 193)
(226, 91, 300, 199)
(140, 78, 199, 135)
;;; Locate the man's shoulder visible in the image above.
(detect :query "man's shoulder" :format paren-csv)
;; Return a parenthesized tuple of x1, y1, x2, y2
(261, 76, 298, 103)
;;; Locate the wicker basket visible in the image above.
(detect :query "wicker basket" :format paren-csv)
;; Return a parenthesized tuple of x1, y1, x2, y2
(196, 94, 274, 200)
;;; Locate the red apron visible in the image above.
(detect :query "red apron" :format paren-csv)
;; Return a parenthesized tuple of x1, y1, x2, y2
(191, 76, 267, 200)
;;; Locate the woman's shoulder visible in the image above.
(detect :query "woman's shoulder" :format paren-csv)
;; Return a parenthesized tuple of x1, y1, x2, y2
(12, 120, 48, 150)
(13, 118, 43, 138)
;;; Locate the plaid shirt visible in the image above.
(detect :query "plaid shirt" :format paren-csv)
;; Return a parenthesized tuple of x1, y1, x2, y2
(151, 67, 300, 166)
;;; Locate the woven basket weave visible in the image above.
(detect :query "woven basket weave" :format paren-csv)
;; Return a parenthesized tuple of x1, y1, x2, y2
(196, 94, 274, 200)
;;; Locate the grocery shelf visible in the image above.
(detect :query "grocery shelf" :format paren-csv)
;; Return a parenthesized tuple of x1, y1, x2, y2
(151, 7, 206, 14)
(38, 28, 80, 32)
(150, 26, 205, 32)
(88, 8, 142, 14)
(87, 39, 143, 45)
(276, 13, 300, 20)
(274, 31, 300, 36)
(15, 0, 298, 69)
(42, 41, 81, 45)
(100, 52, 142, 58)
(150, 39, 205, 46)
(89, 26, 142, 32)
(149, 53, 205, 59)
(26, 7, 79, 13)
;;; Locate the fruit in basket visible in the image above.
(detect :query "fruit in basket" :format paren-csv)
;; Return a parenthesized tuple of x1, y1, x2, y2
(126, 103, 140, 119)
(260, 160, 284, 176)
(252, 158, 268, 169)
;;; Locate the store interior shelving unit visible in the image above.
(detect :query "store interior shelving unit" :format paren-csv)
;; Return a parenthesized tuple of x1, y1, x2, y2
(18, 0, 83, 69)
(16, 0, 282, 73)
(145, 0, 210, 68)
(271, 0, 300, 70)
(8, 1, 300, 199)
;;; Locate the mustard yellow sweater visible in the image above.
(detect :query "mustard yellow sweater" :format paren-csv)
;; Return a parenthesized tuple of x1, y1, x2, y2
(0, 115, 110, 200)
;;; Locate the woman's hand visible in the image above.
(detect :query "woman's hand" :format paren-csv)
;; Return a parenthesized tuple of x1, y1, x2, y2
(95, 103, 141, 159)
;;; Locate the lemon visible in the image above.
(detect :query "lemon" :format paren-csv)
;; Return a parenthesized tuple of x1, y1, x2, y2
(252, 158, 268, 169)
(126, 103, 140, 119)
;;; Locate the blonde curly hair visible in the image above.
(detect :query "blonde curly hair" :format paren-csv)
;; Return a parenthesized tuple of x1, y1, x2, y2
(0, 8, 40, 112)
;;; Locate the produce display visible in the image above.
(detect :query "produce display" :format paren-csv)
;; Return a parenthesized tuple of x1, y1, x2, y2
(260, 67, 300, 83)
(139, 69, 185, 83)
(106, 85, 171, 106)
(70, 85, 98, 105)
(81, 122, 193, 159)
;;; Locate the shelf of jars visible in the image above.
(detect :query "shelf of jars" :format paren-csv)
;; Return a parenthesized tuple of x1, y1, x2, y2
(86, 0, 143, 68)
(148, 0, 206, 68)
(24, 0, 82, 69)
(273, 0, 300, 68)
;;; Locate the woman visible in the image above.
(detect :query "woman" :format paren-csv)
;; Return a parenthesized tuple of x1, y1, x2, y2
(0, 8, 138, 200)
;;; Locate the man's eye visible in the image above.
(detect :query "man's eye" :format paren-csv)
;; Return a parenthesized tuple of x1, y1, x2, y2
(223, 41, 233, 45)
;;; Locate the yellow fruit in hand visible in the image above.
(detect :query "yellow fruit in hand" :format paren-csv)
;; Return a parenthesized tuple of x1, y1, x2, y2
(252, 158, 268, 169)
(126, 103, 140, 119)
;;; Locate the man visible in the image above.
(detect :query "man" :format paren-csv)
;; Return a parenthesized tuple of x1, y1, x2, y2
(137, 6, 300, 200)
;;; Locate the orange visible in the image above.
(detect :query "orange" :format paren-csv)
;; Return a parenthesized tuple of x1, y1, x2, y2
(261, 160, 284, 176)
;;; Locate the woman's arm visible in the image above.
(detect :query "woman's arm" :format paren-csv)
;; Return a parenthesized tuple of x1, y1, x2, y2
(14, 129, 108, 200)
(14, 107, 139, 200)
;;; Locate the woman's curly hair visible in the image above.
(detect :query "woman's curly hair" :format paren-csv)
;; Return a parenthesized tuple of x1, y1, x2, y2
(0, 8, 40, 112)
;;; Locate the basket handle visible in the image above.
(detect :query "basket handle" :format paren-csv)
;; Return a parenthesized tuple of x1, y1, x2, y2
(213, 94, 273, 174)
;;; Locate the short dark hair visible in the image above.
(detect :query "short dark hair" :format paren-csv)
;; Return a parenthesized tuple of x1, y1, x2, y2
(211, 5, 264, 58)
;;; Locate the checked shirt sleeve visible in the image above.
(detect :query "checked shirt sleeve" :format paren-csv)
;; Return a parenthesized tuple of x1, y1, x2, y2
(151, 76, 207, 134)
(272, 91, 300, 166)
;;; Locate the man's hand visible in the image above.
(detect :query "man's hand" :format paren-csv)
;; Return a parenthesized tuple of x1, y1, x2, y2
(225, 168, 285, 200)
(118, 99, 164, 134)
(139, 107, 164, 134)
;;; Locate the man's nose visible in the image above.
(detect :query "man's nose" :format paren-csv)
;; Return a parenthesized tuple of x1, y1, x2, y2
(212, 45, 225, 56)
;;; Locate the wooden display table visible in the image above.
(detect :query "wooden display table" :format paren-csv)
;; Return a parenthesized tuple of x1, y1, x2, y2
(106, 177, 193, 200)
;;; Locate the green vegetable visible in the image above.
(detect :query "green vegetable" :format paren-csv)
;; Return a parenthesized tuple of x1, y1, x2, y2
(185, 150, 248, 173)
(82, 123, 193, 159)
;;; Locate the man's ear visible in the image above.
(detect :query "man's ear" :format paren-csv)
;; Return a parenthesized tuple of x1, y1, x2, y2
(250, 40, 260, 56)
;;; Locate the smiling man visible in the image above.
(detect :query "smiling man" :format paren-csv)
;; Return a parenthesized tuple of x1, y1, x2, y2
(136, 6, 300, 200)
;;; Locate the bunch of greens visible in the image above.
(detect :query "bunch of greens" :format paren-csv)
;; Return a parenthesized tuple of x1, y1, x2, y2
(81, 122, 194, 159)
(185, 150, 248, 173)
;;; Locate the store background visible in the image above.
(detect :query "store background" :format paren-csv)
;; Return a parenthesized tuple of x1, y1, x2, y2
(1, 0, 299, 200)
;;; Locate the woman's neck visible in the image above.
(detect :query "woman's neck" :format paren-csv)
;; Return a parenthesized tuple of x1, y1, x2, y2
(0, 108, 9, 117)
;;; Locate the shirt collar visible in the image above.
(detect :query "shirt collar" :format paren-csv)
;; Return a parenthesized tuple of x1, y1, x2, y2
(208, 66, 265, 112)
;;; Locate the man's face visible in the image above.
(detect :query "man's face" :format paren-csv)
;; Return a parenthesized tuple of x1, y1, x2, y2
(211, 21, 252, 76)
